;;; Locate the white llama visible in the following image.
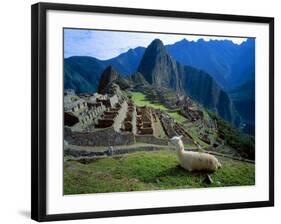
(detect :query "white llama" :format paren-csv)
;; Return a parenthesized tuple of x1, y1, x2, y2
(170, 136, 222, 172)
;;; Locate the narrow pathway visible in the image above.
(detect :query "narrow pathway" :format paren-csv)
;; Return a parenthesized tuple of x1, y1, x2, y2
(66, 143, 171, 152)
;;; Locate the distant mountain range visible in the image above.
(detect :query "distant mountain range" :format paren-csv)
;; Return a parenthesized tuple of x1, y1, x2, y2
(166, 38, 255, 90)
(64, 47, 145, 93)
(65, 38, 254, 92)
(64, 37, 255, 131)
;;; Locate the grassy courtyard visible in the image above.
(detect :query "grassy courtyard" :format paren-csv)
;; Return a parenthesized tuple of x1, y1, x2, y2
(131, 91, 187, 123)
(131, 91, 168, 110)
(64, 150, 255, 195)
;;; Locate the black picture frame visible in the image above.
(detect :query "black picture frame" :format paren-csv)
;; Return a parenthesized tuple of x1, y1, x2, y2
(31, 2, 274, 222)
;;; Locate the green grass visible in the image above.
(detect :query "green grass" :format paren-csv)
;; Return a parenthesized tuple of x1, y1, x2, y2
(131, 92, 168, 110)
(188, 125, 210, 148)
(64, 150, 255, 195)
(168, 112, 187, 123)
(131, 92, 186, 123)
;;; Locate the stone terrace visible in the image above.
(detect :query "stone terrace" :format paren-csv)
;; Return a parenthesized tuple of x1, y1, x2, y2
(64, 90, 195, 147)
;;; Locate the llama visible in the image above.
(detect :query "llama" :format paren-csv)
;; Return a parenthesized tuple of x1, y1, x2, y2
(170, 136, 222, 172)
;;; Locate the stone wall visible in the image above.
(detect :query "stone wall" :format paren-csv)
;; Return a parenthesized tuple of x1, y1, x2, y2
(121, 102, 137, 134)
(109, 95, 119, 107)
(132, 106, 137, 135)
(135, 135, 168, 145)
(113, 101, 128, 132)
(65, 127, 135, 146)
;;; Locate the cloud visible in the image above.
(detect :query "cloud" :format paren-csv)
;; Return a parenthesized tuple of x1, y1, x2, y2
(64, 28, 248, 60)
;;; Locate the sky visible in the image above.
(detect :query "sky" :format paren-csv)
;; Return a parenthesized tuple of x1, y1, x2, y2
(64, 28, 248, 60)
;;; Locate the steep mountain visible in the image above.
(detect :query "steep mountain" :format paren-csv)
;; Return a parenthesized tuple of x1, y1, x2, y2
(166, 38, 255, 90)
(98, 66, 131, 94)
(229, 80, 255, 135)
(138, 39, 183, 92)
(98, 66, 119, 94)
(138, 39, 240, 125)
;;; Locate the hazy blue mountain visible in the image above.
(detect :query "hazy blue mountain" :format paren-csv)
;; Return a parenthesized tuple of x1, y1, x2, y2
(166, 38, 255, 90)
(64, 56, 106, 93)
(138, 39, 240, 125)
(229, 80, 255, 135)
(105, 47, 145, 76)
(64, 47, 145, 93)
(229, 40, 255, 88)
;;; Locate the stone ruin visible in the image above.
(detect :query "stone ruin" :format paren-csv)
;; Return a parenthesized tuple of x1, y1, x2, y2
(156, 110, 193, 144)
(95, 102, 123, 130)
(180, 105, 204, 122)
(121, 101, 136, 134)
(64, 89, 196, 147)
(96, 94, 119, 108)
(64, 91, 119, 131)
(136, 107, 154, 135)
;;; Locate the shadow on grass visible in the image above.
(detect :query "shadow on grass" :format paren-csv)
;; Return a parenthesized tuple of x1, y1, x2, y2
(139, 164, 214, 184)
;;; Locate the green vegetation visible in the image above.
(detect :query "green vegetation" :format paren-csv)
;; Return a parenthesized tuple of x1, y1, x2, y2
(168, 112, 187, 123)
(64, 150, 255, 194)
(131, 91, 186, 123)
(188, 126, 210, 148)
(208, 111, 255, 160)
(131, 91, 167, 110)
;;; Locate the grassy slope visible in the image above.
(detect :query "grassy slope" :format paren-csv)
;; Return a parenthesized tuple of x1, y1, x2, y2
(64, 150, 255, 195)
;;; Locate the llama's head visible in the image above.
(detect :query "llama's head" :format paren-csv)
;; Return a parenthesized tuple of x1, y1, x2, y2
(170, 135, 183, 146)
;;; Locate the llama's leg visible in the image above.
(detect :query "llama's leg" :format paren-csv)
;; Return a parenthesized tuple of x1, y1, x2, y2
(186, 164, 193, 172)
(180, 163, 193, 172)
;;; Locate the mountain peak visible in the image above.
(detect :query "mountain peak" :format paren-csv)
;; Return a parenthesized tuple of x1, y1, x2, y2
(138, 39, 171, 84)
(104, 65, 115, 72)
(147, 38, 166, 52)
(178, 38, 189, 43)
(98, 65, 119, 94)
(151, 38, 164, 45)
